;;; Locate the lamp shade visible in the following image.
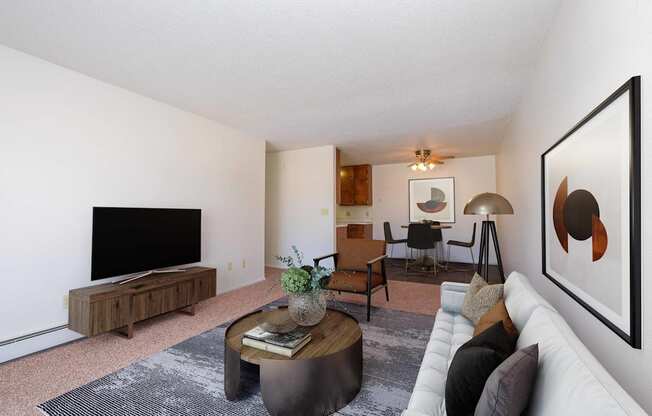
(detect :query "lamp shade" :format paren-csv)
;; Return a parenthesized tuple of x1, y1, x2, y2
(464, 192, 514, 215)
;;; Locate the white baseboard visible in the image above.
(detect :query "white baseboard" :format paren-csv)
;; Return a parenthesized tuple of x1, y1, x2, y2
(0, 327, 83, 364)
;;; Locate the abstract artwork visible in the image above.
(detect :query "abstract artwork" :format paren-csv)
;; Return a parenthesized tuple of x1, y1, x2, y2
(541, 76, 641, 348)
(409, 177, 455, 223)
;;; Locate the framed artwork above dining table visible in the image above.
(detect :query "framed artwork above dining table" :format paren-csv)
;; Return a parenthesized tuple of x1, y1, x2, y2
(408, 177, 456, 223)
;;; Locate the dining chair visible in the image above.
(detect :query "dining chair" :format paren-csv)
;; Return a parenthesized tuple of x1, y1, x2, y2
(383, 221, 407, 258)
(406, 223, 436, 276)
(446, 222, 476, 270)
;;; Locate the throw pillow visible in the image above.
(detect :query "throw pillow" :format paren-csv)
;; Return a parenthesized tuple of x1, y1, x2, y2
(462, 274, 504, 324)
(474, 344, 539, 416)
(474, 300, 518, 337)
(445, 322, 518, 416)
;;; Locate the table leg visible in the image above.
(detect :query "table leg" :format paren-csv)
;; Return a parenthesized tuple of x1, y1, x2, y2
(224, 344, 241, 401)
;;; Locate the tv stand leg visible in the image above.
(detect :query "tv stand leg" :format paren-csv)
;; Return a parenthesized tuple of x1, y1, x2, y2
(115, 323, 133, 339)
(179, 303, 196, 316)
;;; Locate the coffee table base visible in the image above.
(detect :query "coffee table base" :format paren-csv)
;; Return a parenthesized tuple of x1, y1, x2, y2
(225, 334, 363, 416)
(260, 336, 362, 416)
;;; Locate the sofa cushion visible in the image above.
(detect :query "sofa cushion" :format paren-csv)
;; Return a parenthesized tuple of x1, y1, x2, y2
(503, 271, 554, 331)
(517, 308, 635, 416)
(474, 343, 539, 416)
(405, 309, 474, 416)
(461, 274, 504, 324)
(445, 322, 518, 416)
(474, 300, 517, 337)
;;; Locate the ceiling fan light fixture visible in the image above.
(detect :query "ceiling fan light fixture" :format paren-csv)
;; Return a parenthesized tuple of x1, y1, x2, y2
(408, 149, 449, 172)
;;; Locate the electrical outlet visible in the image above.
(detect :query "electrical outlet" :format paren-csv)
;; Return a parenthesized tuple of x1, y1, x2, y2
(227, 262, 233, 271)
(63, 294, 69, 310)
(346, 211, 351, 217)
(242, 259, 246, 268)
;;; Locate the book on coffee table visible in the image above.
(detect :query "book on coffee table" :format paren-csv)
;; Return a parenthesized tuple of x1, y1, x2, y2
(242, 326, 311, 357)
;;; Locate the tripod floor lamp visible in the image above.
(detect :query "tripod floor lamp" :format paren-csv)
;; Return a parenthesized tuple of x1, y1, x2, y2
(463, 192, 514, 282)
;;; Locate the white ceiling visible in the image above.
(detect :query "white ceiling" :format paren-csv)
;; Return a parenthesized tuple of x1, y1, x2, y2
(0, 0, 559, 165)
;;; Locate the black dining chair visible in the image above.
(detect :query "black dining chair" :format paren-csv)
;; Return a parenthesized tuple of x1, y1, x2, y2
(446, 222, 476, 270)
(406, 223, 436, 276)
(383, 221, 407, 258)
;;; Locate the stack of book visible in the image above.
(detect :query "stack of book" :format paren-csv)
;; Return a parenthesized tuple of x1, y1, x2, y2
(242, 326, 312, 357)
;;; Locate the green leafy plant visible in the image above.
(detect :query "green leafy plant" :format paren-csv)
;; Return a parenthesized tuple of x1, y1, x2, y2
(276, 246, 331, 294)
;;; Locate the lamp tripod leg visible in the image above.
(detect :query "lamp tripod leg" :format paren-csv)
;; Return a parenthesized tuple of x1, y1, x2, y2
(489, 221, 506, 283)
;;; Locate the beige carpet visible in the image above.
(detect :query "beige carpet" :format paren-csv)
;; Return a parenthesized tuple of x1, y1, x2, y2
(0, 267, 440, 416)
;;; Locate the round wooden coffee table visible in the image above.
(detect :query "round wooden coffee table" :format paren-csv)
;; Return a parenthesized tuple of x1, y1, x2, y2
(224, 307, 363, 416)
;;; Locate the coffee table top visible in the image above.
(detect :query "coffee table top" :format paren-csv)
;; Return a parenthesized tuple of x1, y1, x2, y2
(226, 308, 362, 365)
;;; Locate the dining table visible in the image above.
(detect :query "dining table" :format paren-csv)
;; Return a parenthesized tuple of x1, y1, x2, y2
(400, 224, 452, 230)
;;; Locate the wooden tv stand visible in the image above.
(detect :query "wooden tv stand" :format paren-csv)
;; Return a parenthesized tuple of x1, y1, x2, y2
(68, 267, 216, 339)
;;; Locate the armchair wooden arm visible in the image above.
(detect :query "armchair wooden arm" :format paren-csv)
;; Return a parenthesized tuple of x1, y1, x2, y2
(314, 252, 339, 268)
(367, 254, 388, 266)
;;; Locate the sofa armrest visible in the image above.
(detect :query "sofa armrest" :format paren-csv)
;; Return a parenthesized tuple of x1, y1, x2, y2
(441, 282, 469, 314)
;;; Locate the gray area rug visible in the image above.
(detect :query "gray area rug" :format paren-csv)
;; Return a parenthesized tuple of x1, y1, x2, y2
(38, 300, 435, 416)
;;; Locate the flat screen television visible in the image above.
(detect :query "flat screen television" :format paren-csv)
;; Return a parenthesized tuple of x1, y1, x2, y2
(91, 207, 201, 281)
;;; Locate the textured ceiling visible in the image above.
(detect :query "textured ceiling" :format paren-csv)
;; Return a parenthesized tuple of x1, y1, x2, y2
(0, 0, 559, 165)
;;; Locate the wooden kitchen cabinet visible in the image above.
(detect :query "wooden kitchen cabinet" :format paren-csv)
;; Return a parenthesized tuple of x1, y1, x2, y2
(346, 223, 373, 239)
(340, 166, 355, 205)
(353, 165, 371, 205)
(339, 164, 372, 206)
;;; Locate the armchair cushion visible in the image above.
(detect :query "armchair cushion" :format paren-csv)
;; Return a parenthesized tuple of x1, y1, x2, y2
(337, 239, 386, 274)
(326, 271, 384, 293)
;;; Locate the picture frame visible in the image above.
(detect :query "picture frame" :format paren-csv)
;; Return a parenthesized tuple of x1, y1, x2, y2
(408, 177, 455, 223)
(541, 76, 641, 348)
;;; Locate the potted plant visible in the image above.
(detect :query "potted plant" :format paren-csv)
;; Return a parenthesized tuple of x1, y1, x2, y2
(276, 246, 331, 326)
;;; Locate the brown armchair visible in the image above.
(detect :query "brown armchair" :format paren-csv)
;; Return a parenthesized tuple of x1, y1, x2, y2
(314, 239, 388, 321)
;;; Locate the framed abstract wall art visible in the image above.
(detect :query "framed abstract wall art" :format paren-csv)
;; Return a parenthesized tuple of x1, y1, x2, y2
(408, 177, 455, 223)
(541, 76, 641, 348)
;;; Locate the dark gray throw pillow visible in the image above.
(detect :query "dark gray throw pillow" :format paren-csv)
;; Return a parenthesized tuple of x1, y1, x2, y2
(445, 322, 518, 416)
(474, 344, 539, 416)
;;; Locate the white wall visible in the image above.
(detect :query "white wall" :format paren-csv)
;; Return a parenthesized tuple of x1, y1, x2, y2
(265, 146, 336, 267)
(372, 155, 497, 263)
(496, 0, 651, 411)
(0, 46, 266, 359)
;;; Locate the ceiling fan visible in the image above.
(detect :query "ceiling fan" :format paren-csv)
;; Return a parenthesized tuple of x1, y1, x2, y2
(408, 149, 454, 171)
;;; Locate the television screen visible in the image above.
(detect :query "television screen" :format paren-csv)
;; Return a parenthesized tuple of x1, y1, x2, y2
(91, 207, 201, 280)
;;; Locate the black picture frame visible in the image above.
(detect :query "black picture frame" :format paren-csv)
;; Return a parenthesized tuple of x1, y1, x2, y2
(540, 76, 641, 349)
(408, 177, 456, 223)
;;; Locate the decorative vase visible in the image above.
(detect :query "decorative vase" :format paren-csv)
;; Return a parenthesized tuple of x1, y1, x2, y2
(288, 290, 327, 326)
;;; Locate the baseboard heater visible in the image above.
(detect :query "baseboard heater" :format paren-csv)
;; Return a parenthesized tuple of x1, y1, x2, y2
(0, 324, 69, 347)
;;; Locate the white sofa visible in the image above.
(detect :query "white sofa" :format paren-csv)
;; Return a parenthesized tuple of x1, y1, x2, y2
(403, 271, 647, 416)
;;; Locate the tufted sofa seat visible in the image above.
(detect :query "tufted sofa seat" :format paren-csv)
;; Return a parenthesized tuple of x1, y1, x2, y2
(402, 272, 646, 416)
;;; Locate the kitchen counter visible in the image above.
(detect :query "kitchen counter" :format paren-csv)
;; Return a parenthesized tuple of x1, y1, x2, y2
(336, 221, 373, 227)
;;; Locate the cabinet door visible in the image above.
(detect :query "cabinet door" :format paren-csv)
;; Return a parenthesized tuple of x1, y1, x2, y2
(89, 295, 130, 336)
(363, 224, 373, 239)
(197, 275, 216, 301)
(340, 166, 355, 205)
(347, 224, 365, 239)
(353, 165, 372, 205)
